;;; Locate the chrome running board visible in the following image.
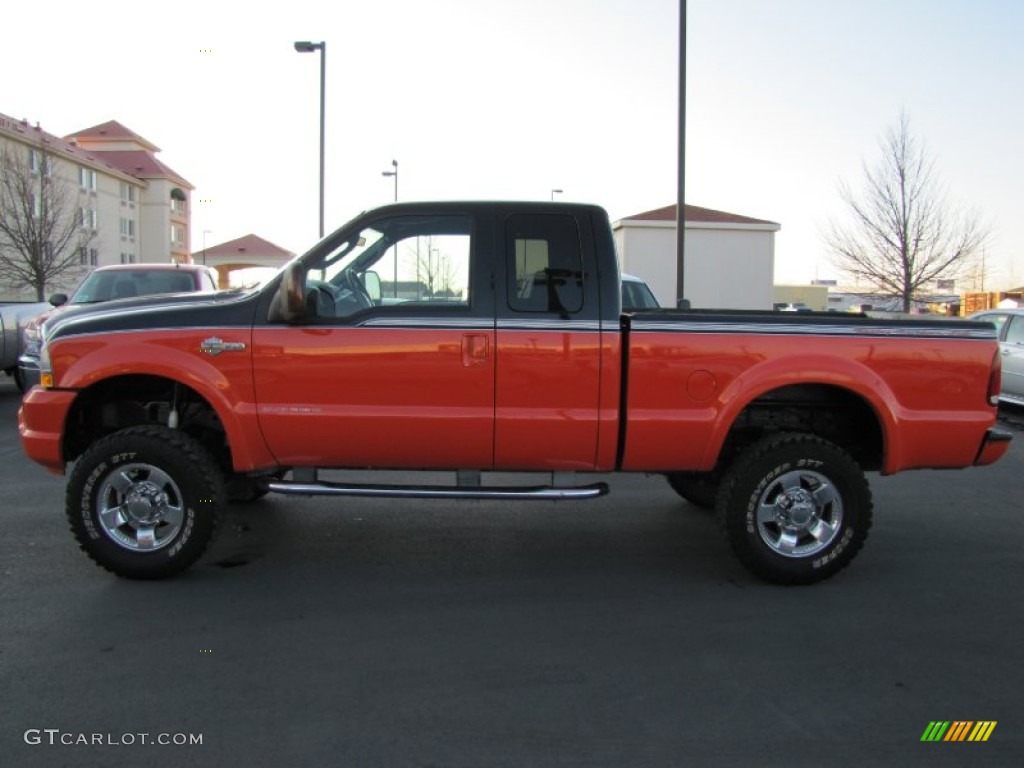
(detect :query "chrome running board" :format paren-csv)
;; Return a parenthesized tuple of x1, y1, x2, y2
(266, 479, 608, 501)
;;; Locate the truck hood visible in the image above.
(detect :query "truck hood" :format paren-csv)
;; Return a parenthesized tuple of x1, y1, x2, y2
(43, 288, 265, 344)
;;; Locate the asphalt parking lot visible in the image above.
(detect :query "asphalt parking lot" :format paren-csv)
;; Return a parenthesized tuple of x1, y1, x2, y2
(1, 373, 1021, 767)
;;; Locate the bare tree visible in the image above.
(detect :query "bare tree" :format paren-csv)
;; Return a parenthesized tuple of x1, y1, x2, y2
(406, 236, 462, 299)
(824, 113, 987, 312)
(0, 145, 95, 300)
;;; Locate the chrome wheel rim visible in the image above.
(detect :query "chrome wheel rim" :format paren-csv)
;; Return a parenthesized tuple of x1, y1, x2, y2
(755, 469, 843, 558)
(96, 463, 185, 552)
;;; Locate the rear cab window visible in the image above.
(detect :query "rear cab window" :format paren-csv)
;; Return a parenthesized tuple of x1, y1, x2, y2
(505, 213, 592, 318)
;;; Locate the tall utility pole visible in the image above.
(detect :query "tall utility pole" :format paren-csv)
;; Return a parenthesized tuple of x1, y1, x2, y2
(675, 0, 687, 307)
(382, 160, 398, 297)
(382, 159, 398, 201)
(294, 40, 327, 239)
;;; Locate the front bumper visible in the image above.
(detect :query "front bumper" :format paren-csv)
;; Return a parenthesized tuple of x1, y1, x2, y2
(18, 386, 77, 474)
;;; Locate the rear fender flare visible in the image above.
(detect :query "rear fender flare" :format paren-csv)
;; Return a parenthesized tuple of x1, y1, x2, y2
(704, 354, 900, 471)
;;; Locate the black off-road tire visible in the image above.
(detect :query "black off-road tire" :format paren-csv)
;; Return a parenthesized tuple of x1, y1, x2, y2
(665, 471, 719, 509)
(716, 432, 872, 585)
(67, 426, 225, 579)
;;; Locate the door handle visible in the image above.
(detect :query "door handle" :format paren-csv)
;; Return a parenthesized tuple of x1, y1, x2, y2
(462, 334, 489, 367)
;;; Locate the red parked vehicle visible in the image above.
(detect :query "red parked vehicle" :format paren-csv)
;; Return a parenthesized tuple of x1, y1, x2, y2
(18, 202, 1010, 583)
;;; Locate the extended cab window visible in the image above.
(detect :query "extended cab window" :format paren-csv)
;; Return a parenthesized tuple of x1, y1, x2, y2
(507, 214, 584, 314)
(305, 215, 472, 319)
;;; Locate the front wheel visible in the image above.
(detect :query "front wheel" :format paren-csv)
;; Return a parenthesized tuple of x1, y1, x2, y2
(716, 433, 872, 585)
(67, 426, 225, 579)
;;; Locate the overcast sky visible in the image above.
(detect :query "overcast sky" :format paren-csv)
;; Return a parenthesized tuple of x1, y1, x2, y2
(4, 0, 1022, 286)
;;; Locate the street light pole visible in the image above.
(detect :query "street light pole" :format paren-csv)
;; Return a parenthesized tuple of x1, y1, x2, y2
(202, 229, 212, 266)
(382, 159, 398, 202)
(551, 188, 563, 201)
(676, 1, 687, 307)
(294, 40, 327, 239)
(382, 159, 399, 297)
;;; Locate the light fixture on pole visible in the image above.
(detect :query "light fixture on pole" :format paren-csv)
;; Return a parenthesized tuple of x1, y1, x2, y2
(294, 40, 327, 239)
(551, 188, 563, 201)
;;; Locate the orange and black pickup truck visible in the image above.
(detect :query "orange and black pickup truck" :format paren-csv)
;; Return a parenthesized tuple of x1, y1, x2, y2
(18, 201, 1011, 583)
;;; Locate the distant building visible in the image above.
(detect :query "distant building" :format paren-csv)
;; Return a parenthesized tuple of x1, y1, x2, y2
(773, 284, 829, 311)
(195, 234, 293, 288)
(0, 113, 192, 299)
(612, 204, 780, 310)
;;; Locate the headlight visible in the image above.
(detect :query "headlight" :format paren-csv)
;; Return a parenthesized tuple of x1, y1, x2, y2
(21, 321, 42, 356)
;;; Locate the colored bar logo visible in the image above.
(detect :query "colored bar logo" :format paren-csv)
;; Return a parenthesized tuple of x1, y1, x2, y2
(921, 721, 997, 742)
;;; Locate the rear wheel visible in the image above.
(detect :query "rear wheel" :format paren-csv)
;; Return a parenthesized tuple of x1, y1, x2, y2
(67, 426, 225, 579)
(716, 432, 872, 585)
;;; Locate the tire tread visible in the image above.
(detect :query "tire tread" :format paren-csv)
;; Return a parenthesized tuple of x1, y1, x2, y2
(66, 425, 225, 579)
(716, 431, 873, 585)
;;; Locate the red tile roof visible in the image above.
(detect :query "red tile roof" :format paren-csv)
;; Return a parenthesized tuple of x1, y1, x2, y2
(65, 120, 160, 152)
(624, 204, 777, 226)
(0, 112, 192, 188)
(201, 234, 294, 258)
(87, 150, 191, 188)
(0, 112, 138, 182)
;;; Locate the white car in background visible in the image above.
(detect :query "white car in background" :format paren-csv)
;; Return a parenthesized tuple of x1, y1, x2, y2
(971, 308, 1024, 406)
(621, 273, 661, 310)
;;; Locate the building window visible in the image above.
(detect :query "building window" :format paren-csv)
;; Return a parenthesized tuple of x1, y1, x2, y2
(30, 194, 40, 218)
(78, 166, 97, 191)
(171, 197, 187, 215)
(120, 252, 136, 264)
(171, 224, 186, 247)
(78, 246, 98, 266)
(27, 149, 51, 176)
(80, 207, 97, 229)
(120, 183, 136, 204)
(120, 217, 136, 238)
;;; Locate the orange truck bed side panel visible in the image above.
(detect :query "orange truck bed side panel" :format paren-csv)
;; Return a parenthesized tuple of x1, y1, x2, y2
(620, 330, 997, 474)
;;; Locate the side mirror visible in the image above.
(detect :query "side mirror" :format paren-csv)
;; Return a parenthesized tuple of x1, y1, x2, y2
(676, 298, 691, 310)
(363, 271, 382, 304)
(268, 263, 308, 323)
(49, 293, 68, 307)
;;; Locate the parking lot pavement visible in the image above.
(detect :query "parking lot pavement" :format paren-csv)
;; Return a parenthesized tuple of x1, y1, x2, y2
(1, 375, 1022, 767)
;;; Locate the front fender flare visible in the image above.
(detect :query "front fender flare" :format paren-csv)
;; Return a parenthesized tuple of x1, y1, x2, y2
(53, 333, 275, 472)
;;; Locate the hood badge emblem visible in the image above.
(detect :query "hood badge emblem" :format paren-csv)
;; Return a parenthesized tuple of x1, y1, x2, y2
(200, 337, 246, 356)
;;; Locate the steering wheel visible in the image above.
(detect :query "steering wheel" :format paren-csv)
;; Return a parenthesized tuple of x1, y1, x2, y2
(340, 269, 373, 310)
(313, 285, 336, 317)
